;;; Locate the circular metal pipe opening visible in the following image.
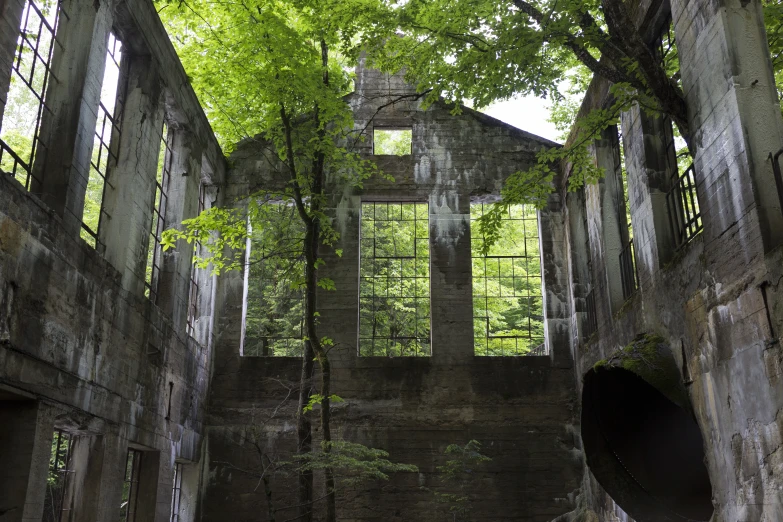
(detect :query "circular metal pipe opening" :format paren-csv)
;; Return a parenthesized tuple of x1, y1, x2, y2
(582, 366, 713, 522)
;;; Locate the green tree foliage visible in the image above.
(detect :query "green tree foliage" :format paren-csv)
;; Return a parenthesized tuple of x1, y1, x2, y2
(373, 128, 412, 155)
(765, 0, 783, 115)
(430, 440, 492, 521)
(159, 2, 390, 520)
(293, 440, 419, 489)
(244, 202, 307, 357)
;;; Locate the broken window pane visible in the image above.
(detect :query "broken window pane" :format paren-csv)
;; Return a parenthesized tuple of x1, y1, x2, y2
(471, 203, 544, 356)
(0, 0, 61, 189)
(242, 200, 306, 357)
(359, 202, 430, 356)
(373, 128, 412, 155)
(81, 32, 123, 248)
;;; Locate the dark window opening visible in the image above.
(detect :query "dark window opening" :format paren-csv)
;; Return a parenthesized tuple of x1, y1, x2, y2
(120, 448, 142, 522)
(170, 462, 183, 522)
(242, 201, 306, 357)
(43, 429, 74, 522)
(81, 32, 123, 248)
(0, 0, 61, 189)
(145, 122, 172, 302)
(373, 128, 412, 156)
(471, 203, 545, 356)
(359, 202, 430, 356)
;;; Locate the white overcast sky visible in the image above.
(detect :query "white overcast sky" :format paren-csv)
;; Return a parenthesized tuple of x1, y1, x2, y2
(481, 95, 561, 143)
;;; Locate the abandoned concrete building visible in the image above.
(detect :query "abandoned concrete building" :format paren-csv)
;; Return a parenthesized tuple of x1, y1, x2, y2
(1, 0, 782, 519)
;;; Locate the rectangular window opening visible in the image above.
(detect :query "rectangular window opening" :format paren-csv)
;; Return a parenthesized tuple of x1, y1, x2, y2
(242, 200, 306, 357)
(612, 125, 638, 300)
(359, 202, 430, 356)
(145, 122, 172, 302)
(43, 429, 74, 522)
(659, 20, 703, 248)
(186, 183, 207, 338)
(0, 0, 61, 190)
(120, 448, 142, 522)
(471, 203, 545, 356)
(81, 32, 123, 248)
(373, 128, 412, 156)
(170, 462, 183, 522)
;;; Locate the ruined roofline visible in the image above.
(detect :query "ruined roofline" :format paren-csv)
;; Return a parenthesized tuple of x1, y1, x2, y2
(343, 89, 562, 150)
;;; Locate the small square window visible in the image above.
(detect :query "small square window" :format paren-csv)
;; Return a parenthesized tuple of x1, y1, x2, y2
(373, 128, 412, 156)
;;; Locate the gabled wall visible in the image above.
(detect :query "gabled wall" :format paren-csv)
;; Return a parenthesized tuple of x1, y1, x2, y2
(201, 61, 584, 521)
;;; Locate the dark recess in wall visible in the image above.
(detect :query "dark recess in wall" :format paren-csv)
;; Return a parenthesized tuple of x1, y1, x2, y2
(582, 367, 713, 522)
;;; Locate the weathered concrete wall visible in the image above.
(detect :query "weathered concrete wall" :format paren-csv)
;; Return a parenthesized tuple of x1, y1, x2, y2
(563, 0, 783, 520)
(0, 0, 224, 518)
(202, 61, 584, 521)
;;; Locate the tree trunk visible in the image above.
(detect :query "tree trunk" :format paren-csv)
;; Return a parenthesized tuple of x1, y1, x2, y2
(296, 340, 315, 522)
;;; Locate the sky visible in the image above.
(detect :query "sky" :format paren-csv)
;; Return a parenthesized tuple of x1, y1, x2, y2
(481, 95, 562, 143)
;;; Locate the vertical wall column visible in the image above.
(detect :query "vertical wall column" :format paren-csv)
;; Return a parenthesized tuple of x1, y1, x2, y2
(565, 192, 591, 344)
(429, 192, 473, 363)
(65, 434, 107, 522)
(136, 450, 168, 522)
(92, 431, 127, 522)
(538, 194, 573, 368)
(672, 0, 783, 254)
(621, 108, 677, 283)
(320, 193, 361, 365)
(0, 0, 24, 128)
(100, 52, 164, 297)
(592, 128, 627, 312)
(157, 128, 203, 332)
(29, 0, 111, 235)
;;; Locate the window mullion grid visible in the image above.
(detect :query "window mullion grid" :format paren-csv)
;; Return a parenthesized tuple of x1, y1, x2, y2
(359, 202, 429, 356)
(1, 0, 60, 189)
(471, 204, 543, 356)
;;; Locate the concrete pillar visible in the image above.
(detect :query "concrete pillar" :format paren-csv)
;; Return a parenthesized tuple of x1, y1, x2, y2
(565, 191, 592, 342)
(157, 128, 203, 330)
(29, 0, 112, 235)
(429, 192, 473, 363)
(672, 0, 783, 255)
(99, 52, 165, 297)
(538, 195, 573, 368)
(177, 462, 200, 522)
(135, 450, 168, 522)
(0, 400, 56, 522)
(64, 434, 105, 522)
(592, 127, 627, 313)
(319, 193, 360, 365)
(0, 0, 24, 129)
(92, 432, 126, 522)
(621, 108, 677, 283)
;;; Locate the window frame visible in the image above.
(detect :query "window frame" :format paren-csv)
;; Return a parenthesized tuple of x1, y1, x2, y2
(358, 200, 431, 357)
(470, 203, 546, 356)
